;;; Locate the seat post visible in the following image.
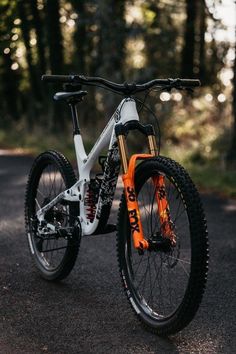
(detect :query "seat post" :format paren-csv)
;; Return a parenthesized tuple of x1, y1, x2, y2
(69, 102, 80, 135)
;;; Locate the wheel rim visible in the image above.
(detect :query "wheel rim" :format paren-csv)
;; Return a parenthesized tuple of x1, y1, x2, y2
(29, 162, 71, 272)
(125, 172, 192, 320)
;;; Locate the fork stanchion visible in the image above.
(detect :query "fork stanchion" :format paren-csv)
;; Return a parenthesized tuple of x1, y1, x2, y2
(117, 134, 128, 174)
(148, 135, 158, 156)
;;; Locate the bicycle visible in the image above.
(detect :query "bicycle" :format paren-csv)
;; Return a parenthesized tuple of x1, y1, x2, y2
(25, 74, 209, 336)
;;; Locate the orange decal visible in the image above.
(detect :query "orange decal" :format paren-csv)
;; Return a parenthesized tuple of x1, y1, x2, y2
(122, 154, 176, 250)
(152, 175, 176, 245)
(122, 154, 152, 250)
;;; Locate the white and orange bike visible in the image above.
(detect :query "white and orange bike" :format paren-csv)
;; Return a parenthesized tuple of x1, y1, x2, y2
(25, 74, 208, 335)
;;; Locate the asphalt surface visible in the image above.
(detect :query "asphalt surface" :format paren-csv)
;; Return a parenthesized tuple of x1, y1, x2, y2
(0, 153, 235, 354)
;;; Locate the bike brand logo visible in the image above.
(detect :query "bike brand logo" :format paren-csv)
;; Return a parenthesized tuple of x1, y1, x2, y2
(127, 186, 136, 201)
(128, 209, 140, 233)
(114, 109, 121, 122)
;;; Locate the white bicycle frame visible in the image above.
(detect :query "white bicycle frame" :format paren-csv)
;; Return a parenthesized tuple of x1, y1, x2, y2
(37, 98, 140, 236)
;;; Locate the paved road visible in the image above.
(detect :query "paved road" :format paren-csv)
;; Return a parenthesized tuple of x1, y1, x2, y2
(0, 154, 235, 354)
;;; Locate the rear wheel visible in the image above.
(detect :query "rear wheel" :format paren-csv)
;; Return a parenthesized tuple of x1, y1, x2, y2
(117, 156, 208, 335)
(25, 150, 80, 281)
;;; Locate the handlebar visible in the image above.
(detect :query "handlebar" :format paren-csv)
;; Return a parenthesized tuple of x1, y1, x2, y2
(42, 74, 200, 94)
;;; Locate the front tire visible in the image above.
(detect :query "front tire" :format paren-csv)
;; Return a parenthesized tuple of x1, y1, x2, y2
(25, 150, 81, 281)
(117, 156, 209, 335)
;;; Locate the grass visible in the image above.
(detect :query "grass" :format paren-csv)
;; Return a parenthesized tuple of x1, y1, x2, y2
(1, 125, 236, 199)
(0, 125, 94, 162)
(187, 164, 236, 198)
(162, 145, 236, 198)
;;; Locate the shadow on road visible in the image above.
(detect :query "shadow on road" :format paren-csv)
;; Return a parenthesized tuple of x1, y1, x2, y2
(0, 154, 235, 353)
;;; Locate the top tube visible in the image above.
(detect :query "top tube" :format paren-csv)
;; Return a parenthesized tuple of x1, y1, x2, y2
(41, 74, 201, 95)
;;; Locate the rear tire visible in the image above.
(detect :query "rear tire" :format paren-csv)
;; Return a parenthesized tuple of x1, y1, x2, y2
(117, 156, 209, 335)
(25, 150, 81, 281)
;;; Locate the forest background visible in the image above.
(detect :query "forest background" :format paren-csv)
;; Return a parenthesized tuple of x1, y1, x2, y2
(0, 0, 236, 196)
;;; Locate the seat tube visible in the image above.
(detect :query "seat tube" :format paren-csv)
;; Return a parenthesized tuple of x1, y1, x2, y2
(69, 103, 80, 135)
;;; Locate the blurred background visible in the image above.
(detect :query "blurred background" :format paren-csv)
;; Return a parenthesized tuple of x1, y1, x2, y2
(0, 0, 236, 195)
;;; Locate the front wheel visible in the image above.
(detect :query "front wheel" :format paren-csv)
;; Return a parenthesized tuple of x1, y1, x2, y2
(117, 156, 209, 335)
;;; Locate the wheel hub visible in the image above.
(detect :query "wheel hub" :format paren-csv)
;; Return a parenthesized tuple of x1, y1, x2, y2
(148, 232, 172, 253)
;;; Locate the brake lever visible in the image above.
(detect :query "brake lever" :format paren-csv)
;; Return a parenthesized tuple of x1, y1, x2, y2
(161, 78, 182, 92)
(160, 85, 182, 92)
(160, 86, 194, 94)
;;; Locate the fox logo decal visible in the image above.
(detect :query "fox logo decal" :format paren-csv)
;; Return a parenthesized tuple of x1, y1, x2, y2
(127, 186, 136, 201)
(128, 209, 140, 233)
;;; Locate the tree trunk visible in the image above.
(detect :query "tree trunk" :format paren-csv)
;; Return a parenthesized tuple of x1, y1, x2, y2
(71, 0, 86, 73)
(45, 0, 65, 128)
(98, 0, 125, 80)
(97, 0, 126, 115)
(18, 1, 42, 101)
(45, 0, 64, 74)
(199, 0, 206, 84)
(1, 52, 20, 122)
(30, 0, 46, 75)
(226, 15, 236, 163)
(181, 0, 197, 78)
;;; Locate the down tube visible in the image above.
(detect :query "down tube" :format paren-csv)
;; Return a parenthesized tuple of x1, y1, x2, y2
(94, 141, 120, 233)
(93, 98, 140, 233)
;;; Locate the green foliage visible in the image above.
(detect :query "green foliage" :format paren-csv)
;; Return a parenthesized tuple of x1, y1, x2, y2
(0, 0, 235, 195)
(188, 164, 236, 198)
(0, 119, 93, 162)
(0, 0, 230, 119)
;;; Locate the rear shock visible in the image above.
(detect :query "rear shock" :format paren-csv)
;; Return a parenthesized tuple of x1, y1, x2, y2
(84, 176, 102, 223)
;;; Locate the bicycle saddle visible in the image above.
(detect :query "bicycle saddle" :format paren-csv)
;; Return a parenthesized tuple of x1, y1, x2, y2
(54, 90, 87, 103)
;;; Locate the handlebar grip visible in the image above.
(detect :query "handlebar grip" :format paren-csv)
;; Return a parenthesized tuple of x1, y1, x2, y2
(41, 75, 75, 83)
(180, 79, 201, 87)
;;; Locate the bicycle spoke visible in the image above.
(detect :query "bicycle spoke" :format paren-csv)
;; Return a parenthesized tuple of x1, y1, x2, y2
(42, 246, 67, 253)
(31, 162, 71, 270)
(166, 254, 191, 265)
(37, 188, 46, 198)
(35, 198, 41, 210)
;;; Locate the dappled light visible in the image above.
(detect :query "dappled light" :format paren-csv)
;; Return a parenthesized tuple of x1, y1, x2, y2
(0, 2, 236, 353)
(0, 0, 235, 195)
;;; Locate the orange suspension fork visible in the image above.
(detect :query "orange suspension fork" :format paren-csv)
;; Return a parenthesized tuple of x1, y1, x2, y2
(115, 122, 175, 251)
(122, 153, 152, 250)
